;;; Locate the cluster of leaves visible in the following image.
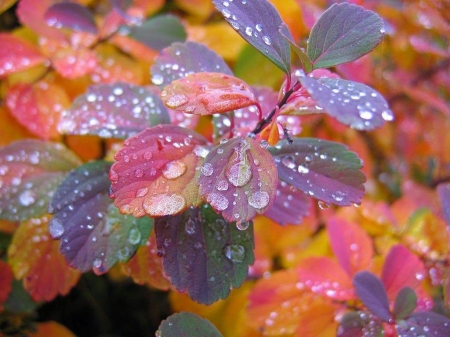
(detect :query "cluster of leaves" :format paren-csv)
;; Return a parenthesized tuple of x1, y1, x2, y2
(0, 0, 449, 336)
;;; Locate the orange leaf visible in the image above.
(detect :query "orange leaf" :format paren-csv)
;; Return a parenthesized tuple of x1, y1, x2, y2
(0, 33, 46, 77)
(28, 321, 75, 337)
(296, 300, 339, 337)
(7, 215, 80, 302)
(50, 45, 97, 79)
(6, 81, 70, 139)
(0, 106, 32, 147)
(0, 0, 17, 14)
(260, 121, 280, 147)
(121, 232, 170, 290)
(0, 260, 13, 312)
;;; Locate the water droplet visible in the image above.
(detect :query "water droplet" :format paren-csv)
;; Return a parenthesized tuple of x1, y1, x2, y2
(201, 163, 214, 176)
(318, 201, 330, 210)
(216, 180, 229, 191)
(49, 218, 64, 238)
(297, 165, 309, 174)
(185, 219, 196, 235)
(262, 36, 271, 45)
(193, 242, 203, 249)
(143, 194, 186, 216)
(164, 238, 172, 247)
(255, 23, 262, 32)
(208, 193, 229, 211)
(136, 187, 149, 197)
(359, 110, 373, 120)
(382, 109, 394, 121)
(282, 155, 296, 169)
(19, 190, 36, 206)
(162, 160, 187, 179)
(245, 27, 253, 36)
(93, 258, 102, 268)
(166, 94, 189, 108)
(184, 106, 196, 113)
(236, 221, 250, 231)
(222, 8, 231, 18)
(134, 169, 144, 178)
(151, 74, 164, 85)
(224, 244, 245, 263)
(128, 227, 142, 245)
(332, 191, 344, 202)
(226, 162, 252, 187)
(230, 21, 240, 30)
(248, 191, 270, 209)
(260, 140, 269, 148)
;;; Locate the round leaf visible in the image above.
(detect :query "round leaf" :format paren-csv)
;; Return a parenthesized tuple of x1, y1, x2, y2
(44, 2, 98, 34)
(396, 312, 450, 337)
(393, 287, 417, 320)
(156, 312, 222, 337)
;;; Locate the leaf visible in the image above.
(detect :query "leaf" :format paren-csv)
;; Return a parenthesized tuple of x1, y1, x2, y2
(297, 256, 354, 301)
(278, 23, 313, 73)
(6, 81, 70, 139)
(48, 161, 153, 274)
(396, 312, 450, 337)
(393, 287, 417, 320)
(0, 0, 17, 15)
(0, 260, 13, 312)
(260, 121, 279, 146)
(353, 271, 391, 322)
(154, 205, 254, 305)
(161, 72, 257, 115)
(7, 215, 81, 301)
(0, 140, 81, 222)
(198, 137, 278, 222)
(157, 312, 223, 337)
(264, 180, 311, 225)
(327, 217, 373, 277)
(297, 73, 394, 130)
(127, 14, 186, 51)
(337, 311, 383, 337)
(121, 232, 171, 291)
(151, 41, 233, 89)
(437, 182, 450, 226)
(110, 125, 209, 217)
(212, 0, 291, 74)
(296, 300, 339, 337)
(0, 33, 46, 77)
(28, 321, 76, 337)
(270, 138, 365, 206)
(306, 3, 384, 69)
(381, 245, 426, 301)
(59, 83, 170, 139)
(44, 2, 98, 34)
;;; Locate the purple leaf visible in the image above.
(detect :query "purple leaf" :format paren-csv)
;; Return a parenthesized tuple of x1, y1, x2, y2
(154, 205, 254, 305)
(307, 3, 384, 69)
(270, 138, 365, 206)
(396, 312, 450, 337)
(264, 180, 311, 225)
(44, 2, 98, 34)
(151, 41, 233, 89)
(353, 271, 391, 322)
(337, 311, 383, 337)
(127, 15, 186, 51)
(0, 140, 81, 222)
(393, 287, 417, 320)
(198, 137, 278, 223)
(437, 182, 450, 226)
(212, 0, 291, 74)
(48, 161, 152, 275)
(279, 23, 313, 73)
(158, 312, 223, 336)
(297, 73, 394, 130)
(59, 83, 170, 139)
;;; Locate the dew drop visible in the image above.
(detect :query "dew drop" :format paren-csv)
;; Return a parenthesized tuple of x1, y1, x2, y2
(185, 219, 196, 235)
(208, 193, 229, 211)
(143, 194, 186, 216)
(281, 155, 296, 169)
(262, 36, 271, 45)
(19, 190, 36, 206)
(318, 200, 330, 210)
(248, 191, 270, 209)
(297, 165, 309, 174)
(382, 109, 394, 121)
(128, 227, 142, 245)
(226, 162, 252, 187)
(201, 163, 214, 176)
(255, 23, 262, 32)
(49, 218, 64, 239)
(332, 191, 344, 202)
(216, 180, 229, 191)
(93, 258, 102, 268)
(151, 74, 164, 85)
(162, 160, 187, 179)
(230, 21, 240, 30)
(136, 187, 149, 197)
(359, 110, 373, 120)
(224, 244, 245, 263)
(260, 140, 269, 148)
(166, 94, 189, 108)
(222, 8, 231, 18)
(245, 27, 253, 36)
(236, 221, 250, 231)
(134, 168, 144, 178)
(193, 242, 203, 249)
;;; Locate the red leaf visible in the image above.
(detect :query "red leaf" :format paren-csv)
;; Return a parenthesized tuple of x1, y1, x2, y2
(161, 72, 257, 115)
(327, 216, 373, 277)
(198, 137, 278, 222)
(0, 260, 13, 312)
(50, 44, 98, 79)
(381, 245, 426, 301)
(6, 81, 70, 139)
(121, 232, 170, 291)
(0, 33, 46, 77)
(110, 125, 209, 217)
(8, 215, 81, 302)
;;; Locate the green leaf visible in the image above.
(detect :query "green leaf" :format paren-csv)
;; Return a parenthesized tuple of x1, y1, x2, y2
(49, 161, 153, 274)
(393, 287, 417, 320)
(156, 312, 223, 337)
(0, 140, 81, 222)
(154, 205, 254, 305)
(307, 3, 384, 69)
(279, 23, 313, 73)
(127, 14, 186, 51)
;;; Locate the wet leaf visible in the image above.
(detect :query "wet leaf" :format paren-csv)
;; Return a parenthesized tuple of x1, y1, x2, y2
(270, 138, 365, 206)
(296, 300, 339, 337)
(0, 140, 81, 222)
(157, 312, 222, 337)
(154, 205, 254, 305)
(297, 74, 394, 131)
(327, 217, 373, 276)
(437, 182, 450, 226)
(59, 83, 170, 139)
(110, 125, 209, 217)
(6, 81, 70, 139)
(161, 72, 257, 115)
(396, 312, 450, 337)
(307, 3, 384, 69)
(121, 232, 171, 291)
(28, 321, 76, 337)
(0, 33, 46, 77)
(44, 2, 97, 34)
(264, 180, 311, 225)
(279, 23, 313, 73)
(0, 260, 13, 311)
(48, 161, 153, 274)
(353, 271, 391, 322)
(393, 287, 417, 320)
(8, 215, 81, 301)
(198, 137, 278, 222)
(127, 14, 186, 51)
(381, 245, 426, 301)
(337, 311, 383, 337)
(212, 0, 291, 74)
(151, 41, 233, 89)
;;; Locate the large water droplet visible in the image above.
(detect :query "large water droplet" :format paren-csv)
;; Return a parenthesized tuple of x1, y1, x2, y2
(143, 194, 186, 216)
(166, 94, 189, 108)
(226, 162, 252, 187)
(208, 193, 229, 211)
(216, 180, 229, 191)
(248, 191, 270, 209)
(162, 160, 187, 179)
(128, 227, 142, 245)
(224, 244, 245, 263)
(245, 26, 253, 36)
(236, 221, 250, 231)
(93, 258, 102, 269)
(49, 218, 64, 238)
(151, 74, 164, 85)
(382, 109, 394, 121)
(281, 155, 296, 169)
(297, 165, 309, 174)
(318, 200, 330, 210)
(185, 219, 196, 235)
(201, 163, 214, 176)
(19, 190, 36, 206)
